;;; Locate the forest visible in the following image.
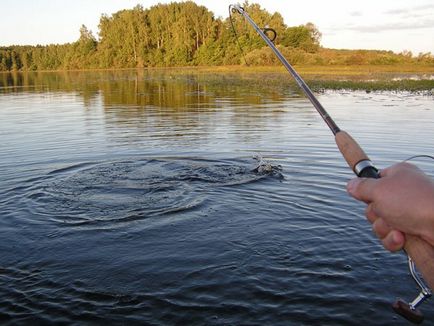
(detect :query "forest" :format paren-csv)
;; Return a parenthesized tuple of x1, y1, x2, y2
(1, 1, 433, 71)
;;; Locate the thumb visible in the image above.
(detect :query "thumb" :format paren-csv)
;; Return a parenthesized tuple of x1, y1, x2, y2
(347, 178, 378, 203)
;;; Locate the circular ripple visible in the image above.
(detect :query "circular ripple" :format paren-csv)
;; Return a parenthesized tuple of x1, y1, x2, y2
(24, 158, 275, 227)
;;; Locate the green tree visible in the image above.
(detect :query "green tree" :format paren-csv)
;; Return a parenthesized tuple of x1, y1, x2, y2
(63, 25, 97, 69)
(281, 23, 320, 53)
(8, 2, 431, 70)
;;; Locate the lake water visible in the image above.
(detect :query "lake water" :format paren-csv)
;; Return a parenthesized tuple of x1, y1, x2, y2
(0, 70, 433, 325)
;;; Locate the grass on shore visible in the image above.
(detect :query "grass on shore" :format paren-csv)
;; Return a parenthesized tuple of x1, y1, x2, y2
(170, 64, 434, 75)
(2, 64, 434, 92)
(186, 65, 434, 92)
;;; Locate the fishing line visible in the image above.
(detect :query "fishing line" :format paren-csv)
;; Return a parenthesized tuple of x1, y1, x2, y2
(228, 5, 277, 67)
(404, 155, 434, 179)
(404, 155, 434, 163)
(228, 5, 249, 66)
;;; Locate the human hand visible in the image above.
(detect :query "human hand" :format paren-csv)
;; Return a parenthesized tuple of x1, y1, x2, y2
(346, 162, 434, 252)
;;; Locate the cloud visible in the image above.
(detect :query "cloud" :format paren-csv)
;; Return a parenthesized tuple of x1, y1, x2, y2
(335, 4, 434, 34)
(383, 3, 434, 15)
(349, 11, 363, 17)
(344, 19, 434, 33)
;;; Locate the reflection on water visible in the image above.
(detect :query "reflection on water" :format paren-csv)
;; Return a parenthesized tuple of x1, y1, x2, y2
(0, 70, 433, 325)
(0, 70, 298, 108)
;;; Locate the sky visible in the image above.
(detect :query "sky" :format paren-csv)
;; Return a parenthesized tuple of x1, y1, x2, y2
(1, 0, 433, 54)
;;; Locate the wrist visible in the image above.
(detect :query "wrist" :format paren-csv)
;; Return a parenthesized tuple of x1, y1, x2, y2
(420, 188, 434, 246)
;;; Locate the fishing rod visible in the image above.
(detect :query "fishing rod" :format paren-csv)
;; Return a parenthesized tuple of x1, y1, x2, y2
(229, 4, 434, 324)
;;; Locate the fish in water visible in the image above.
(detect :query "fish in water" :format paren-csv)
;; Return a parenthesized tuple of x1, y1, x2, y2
(252, 155, 283, 177)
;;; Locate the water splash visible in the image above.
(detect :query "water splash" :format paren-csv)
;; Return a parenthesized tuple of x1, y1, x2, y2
(20, 157, 282, 228)
(252, 155, 284, 179)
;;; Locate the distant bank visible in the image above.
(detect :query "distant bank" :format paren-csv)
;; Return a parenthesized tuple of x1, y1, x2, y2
(1, 2, 433, 72)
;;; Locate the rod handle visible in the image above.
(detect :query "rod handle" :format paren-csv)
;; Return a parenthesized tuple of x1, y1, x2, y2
(335, 130, 434, 290)
(335, 130, 370, 174)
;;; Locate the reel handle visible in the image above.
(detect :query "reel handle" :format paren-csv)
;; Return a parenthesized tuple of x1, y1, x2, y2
(335, 130, 434, 323)
(393, 299, 424, 324)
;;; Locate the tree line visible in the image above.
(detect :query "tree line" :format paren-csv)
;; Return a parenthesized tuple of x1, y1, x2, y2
(0, 1, 432, 71)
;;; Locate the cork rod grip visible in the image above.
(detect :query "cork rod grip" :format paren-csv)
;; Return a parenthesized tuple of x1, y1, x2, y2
(335, 130, 369, 173)
(335, 130, 434, 290)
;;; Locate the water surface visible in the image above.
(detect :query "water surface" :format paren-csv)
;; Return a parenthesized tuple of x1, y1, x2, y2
(1, 70, 433, 325)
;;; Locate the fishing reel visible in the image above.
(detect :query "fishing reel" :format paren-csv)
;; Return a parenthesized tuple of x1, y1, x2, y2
(393, 256, 432, 324)
(355, 162, 432, 324)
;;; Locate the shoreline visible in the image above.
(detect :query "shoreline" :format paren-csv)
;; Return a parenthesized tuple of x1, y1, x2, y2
(1, 65, 433, 92)
(1, 64, 434, 75)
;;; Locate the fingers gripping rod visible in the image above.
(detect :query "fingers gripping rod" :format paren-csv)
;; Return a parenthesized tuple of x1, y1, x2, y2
(230, 3, 433, 323)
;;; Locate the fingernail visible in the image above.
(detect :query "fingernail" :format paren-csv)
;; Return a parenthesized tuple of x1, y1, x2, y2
(346, 178, 360, 194)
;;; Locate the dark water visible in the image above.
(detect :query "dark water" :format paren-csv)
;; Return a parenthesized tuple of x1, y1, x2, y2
(1, 70, 433, 325)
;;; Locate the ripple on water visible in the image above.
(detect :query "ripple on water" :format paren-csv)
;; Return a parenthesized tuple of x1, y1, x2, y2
(22, 157, 282, 228)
